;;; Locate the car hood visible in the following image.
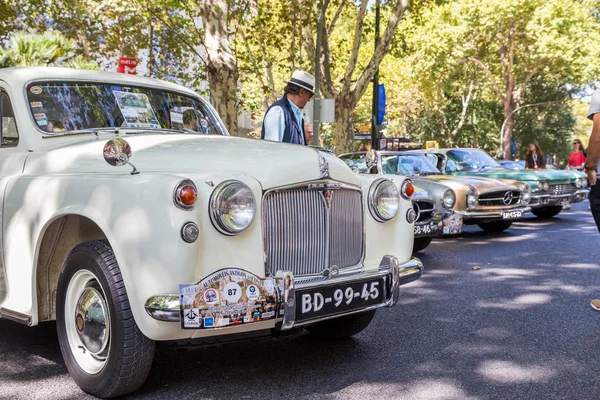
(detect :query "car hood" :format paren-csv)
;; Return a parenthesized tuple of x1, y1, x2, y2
(25, 134, 358, 190)
(452, 168, 571, 182)
(417, 174, 519, 191)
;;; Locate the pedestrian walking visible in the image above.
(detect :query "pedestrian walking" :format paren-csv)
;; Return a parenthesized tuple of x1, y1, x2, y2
(261, 70, 315, 145)
(586, 89, 600, 310)
(525, 142, 546, 169)
(567, 139, 586, 170)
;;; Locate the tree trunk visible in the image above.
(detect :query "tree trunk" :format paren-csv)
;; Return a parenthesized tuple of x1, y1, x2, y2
(502, 99, 515, 160)
(334, 96, 356, 153)
(203, 0, 239, 136)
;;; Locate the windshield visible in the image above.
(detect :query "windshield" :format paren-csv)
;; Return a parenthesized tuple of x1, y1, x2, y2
(381, 154, 439, 176)
(26, 82, 225, 135)
(446, 149, 501, 172)
(340, 154, 369, 173)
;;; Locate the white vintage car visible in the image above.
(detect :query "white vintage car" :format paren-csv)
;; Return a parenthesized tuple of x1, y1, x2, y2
(0, 67, 423, 397)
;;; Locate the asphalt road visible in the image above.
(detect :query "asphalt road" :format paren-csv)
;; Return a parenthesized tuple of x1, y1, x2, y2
(2, 202, 600, 400)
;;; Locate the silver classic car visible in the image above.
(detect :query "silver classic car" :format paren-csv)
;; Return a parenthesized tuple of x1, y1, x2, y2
(340, 151, 462, 253)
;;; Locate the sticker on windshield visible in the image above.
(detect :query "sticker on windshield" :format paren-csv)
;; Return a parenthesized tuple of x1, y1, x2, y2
(34, 113, 48, 126)
(29, 86, 43, 95)
(30, 101, 43, 108)
(170, 111, 184, 124)
(112, 91, 160, 129)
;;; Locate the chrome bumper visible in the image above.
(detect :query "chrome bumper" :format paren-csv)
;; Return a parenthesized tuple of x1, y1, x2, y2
(144, 256, 424, 329)
(457, 205, 531, 220)
(530, 188, 589, 207)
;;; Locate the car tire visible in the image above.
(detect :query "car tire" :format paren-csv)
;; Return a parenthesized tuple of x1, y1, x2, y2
(305, 310, 377, 339)
(56, 240, 155, 398)
(531, 206, 563, 219)
(413, 237, 433, 253)
(477, 221, 513, 232)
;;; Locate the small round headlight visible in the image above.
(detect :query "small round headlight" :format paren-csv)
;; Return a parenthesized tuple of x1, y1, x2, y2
(521, 184, 531, 205)
(406, 208, 417, 223)
(181, 222, 199, 243)
(442, 188, 456, 209)
(541, 181, 549, 192)
(209, 180, 256, 235)
(368, 179, 400, 222)
(467, 186, 478, 210)
(174, 179, 198, 210)
(401, 179, 415, 199)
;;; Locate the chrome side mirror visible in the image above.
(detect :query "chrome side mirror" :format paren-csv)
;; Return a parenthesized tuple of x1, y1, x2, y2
(365, 149, 377, 168)
(103, 138, 139, 175)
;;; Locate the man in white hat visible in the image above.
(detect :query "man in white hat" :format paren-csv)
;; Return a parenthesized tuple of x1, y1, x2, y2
(261, 70, 315, 145)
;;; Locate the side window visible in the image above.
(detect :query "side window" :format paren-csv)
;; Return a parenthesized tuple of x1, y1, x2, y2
(424, 154, 438, 169)
(0, 92, 18, 146)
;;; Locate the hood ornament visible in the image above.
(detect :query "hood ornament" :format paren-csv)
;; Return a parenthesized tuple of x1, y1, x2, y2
(316, 151, 330, 179)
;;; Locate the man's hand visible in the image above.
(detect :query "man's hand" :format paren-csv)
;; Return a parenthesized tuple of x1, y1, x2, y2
(588, 168, 597, 186)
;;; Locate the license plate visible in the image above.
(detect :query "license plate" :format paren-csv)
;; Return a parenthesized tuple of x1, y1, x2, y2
(414, 223, 432, 236)
(502, 210, 522, 220)
(295, 278, 386, 322)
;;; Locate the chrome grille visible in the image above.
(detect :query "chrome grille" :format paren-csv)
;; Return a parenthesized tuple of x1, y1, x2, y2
(478, 190, 520, 206)
(413, 200, 435, 222)
(263, 185, 364, 276)
(548, 183, 575, 195)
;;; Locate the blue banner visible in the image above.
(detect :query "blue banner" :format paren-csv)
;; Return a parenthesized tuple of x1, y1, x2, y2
(377, 84, 386, 125)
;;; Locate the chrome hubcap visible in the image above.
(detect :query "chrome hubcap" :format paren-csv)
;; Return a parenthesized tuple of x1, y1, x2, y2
(75, 287, 110, 355)
(65, 270, 110, 374)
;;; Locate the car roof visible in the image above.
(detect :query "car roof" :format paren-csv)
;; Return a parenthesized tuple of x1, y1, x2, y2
(0, 67, 198, 98)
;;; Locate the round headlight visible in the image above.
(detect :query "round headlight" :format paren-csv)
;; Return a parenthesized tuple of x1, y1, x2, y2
(467, 186, 478, 210)
(442, 188, 456, 209)
(582, 177, 588, 187)
(575, 177, 586, 188)
(209, 180, 256, 235)
(521, 184, 531, 205)
(368, 179, 400, 222)
(541, 181, 549, 192)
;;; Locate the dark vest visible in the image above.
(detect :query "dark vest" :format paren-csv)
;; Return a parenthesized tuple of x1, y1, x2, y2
(261, 97, 305, 145)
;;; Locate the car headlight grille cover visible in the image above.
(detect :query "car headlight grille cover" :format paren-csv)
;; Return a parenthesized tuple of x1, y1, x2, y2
(368, 179, 400, 222)
(210, 180, 256, 235)
(442, 188, 456, 209)
(467, 186, 478, 210)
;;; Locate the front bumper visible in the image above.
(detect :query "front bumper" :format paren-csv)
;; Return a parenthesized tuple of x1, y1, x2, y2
(457, 205, 531, 222)
(414, 220, 443, 238)
(530, 189, 590, 207)
(144, 256, 423, 332)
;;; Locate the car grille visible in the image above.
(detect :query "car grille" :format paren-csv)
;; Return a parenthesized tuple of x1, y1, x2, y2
(413, 200, 435, 222)
(263, 184, 364, 277)
(548, 183, 576, 195)
(478, 190, 521, 206)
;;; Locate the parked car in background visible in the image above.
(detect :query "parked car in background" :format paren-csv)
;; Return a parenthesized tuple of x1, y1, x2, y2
(340, 151, 531, 234)
(419, 148, 589, 218)
(0, 67, 424, 398)
(499, 160, 525, 170)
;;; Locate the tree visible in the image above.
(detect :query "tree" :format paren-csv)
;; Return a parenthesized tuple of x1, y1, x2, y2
(0, 31, 98, 69)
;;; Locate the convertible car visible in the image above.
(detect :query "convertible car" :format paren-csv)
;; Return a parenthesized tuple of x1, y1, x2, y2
(340, 151, 531, 235)
(418, 148, 589, 218)
(0, 67, 423, 397)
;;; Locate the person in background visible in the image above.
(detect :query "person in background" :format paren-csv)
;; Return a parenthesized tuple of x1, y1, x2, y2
(357, 142, 367, 152)
(586, 89, 600, 311)
(304, 122, 314, 144)
(525, 142, 546, 169)
(261, 70, 315, 145)
(567, 139, 586, 170)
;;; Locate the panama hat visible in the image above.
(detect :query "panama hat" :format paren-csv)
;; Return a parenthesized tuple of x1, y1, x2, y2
(287, 70, 315, 94)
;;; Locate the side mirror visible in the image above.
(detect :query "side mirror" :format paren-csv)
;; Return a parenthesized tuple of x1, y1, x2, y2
(367, 165, 379, 174)
(103, 138, 139, 175)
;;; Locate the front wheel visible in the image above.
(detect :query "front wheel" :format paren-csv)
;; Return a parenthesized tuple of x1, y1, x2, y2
(531, 206, 563, 219)
(56, 240, 155, 398)
(477, 221, 513, 232)
(413, 237, 433, 253)
(305, 310, 377, 339)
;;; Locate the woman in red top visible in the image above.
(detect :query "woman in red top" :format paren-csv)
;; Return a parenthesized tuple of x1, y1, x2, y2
(567, 139, 586, 170)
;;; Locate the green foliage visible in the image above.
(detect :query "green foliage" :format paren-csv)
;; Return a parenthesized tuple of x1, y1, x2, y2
(0, 31, 96, 69)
